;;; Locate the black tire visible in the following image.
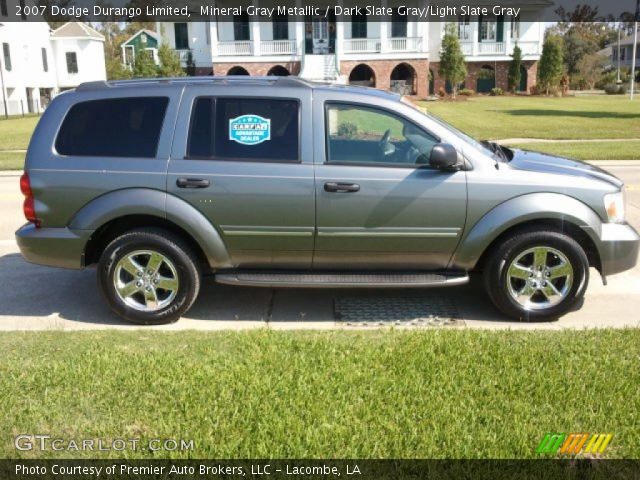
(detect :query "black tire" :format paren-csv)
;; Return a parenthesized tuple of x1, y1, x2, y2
(483, 229, 589, 321)
(98, 228, 201, 325)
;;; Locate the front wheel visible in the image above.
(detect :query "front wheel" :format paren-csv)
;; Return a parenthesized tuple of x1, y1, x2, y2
(98, 228, 201, 325)
(484, 230, 589, 321)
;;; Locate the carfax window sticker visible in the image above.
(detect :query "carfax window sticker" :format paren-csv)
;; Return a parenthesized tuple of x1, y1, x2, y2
(229, 114, 271, 145)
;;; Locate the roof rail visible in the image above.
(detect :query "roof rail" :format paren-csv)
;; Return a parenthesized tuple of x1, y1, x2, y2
(76, 76, 313, 91)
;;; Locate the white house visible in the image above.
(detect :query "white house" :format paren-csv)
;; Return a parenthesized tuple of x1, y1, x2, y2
(50, 23, 106, 90)
(0, 16, 106, 116)
(157, 1, 548, 97)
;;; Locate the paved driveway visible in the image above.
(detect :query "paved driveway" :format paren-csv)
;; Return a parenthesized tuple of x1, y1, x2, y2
(1, 166, 639, 331)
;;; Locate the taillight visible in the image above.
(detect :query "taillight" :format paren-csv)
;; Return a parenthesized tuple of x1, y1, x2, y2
(20, 172, 40, 227)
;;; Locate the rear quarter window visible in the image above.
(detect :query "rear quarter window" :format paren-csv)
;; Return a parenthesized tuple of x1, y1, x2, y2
(55, 97, 169, 158)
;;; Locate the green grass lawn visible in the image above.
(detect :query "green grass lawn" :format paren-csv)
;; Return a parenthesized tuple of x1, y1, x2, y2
(421, 95, 640, 141)
(0, 115, 39, 151)
(1, 329, 638, 459)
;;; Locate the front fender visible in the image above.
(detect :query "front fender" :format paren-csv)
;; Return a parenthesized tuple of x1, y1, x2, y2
(450, 192, 603, 271)
(68, 188, 232, 268)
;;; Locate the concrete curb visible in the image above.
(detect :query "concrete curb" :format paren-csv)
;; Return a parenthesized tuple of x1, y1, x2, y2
(0, 170, 22, 176)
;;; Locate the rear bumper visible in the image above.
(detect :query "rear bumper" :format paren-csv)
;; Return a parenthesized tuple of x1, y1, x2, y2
(15, 223, 92, 270)
(594, 223, 640, 276)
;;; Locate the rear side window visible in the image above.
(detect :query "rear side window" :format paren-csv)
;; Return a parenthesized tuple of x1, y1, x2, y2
(55, 97, 169, 158)
(187, 97, 299, 162)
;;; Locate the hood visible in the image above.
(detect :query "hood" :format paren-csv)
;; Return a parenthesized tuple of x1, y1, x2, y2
(506, 148, 623, 189)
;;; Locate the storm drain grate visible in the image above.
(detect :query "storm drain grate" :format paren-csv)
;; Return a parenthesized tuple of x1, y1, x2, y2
(334, 294, 463, 327)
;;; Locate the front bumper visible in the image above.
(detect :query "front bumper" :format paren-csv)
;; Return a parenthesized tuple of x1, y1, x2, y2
(15, 223, 93, 270)
(595, 223, 640, 276)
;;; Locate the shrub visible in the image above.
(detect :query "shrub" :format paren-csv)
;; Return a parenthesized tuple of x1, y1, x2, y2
(458, 88, 475, 96)
(337, 122, 357, 137)
(604, 84, 627, 95)
(490, 87, 503, 96)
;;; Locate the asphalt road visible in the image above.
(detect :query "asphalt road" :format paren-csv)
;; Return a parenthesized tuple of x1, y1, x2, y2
(0, 166, 639, 331)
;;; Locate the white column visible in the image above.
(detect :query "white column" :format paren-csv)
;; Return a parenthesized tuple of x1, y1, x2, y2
(335, 3, 344, 59)
(380, 0, 389, 53)
(295, 0, 304, 56)
(210, 19, 218, 59)
(471, 18, 479, 56)
(420, 21, 429, 53)
(251, 4, 261, 56)
(505, 16, 512, 55)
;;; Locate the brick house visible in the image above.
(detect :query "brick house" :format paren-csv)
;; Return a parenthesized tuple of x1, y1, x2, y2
(157, 3, 547, 98)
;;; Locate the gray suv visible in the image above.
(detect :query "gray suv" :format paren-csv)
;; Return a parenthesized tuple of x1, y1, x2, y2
(16, 77, 639, 324)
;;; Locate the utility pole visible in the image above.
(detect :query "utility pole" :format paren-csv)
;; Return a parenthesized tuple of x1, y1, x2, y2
(617, 27, 621, 83)
(631, 0, 639, 100)
(0, 24, 6, 118)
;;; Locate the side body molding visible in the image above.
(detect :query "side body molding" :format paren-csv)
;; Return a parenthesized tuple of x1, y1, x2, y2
(450, 192, 603, 271)
(68, 188, 232, 269)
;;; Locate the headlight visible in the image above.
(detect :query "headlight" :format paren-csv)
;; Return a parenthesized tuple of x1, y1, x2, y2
(603, 190, 626, 223)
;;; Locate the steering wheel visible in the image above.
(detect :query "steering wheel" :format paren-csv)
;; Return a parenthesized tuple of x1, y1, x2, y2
(379, 129, 392, 155)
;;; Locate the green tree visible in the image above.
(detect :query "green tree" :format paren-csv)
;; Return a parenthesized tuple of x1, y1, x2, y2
(132, 50, 158, 78)
(157, 44, 186, 78)
(508, 44, 523, 92)
(538, 34, 564, 95)
(106, 57, 132, 80)
(438, 23, 467, 98)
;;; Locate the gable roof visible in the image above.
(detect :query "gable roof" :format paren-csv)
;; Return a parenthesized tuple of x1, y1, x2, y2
(122, 29, 158, 46)
(51, 22, 104, 41)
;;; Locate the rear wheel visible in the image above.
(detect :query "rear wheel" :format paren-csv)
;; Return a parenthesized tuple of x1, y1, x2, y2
(484, 230, 589, 321)
(98, 228, 201, 325)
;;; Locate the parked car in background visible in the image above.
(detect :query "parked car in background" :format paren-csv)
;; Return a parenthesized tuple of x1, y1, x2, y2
(16, 77, 639, 324)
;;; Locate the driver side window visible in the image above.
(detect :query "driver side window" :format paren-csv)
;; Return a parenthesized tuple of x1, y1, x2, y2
(325, 103, 438, 166)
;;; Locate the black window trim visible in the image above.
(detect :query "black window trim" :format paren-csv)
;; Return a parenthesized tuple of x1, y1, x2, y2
(184, 95, 302, 164)
(54, 96, 170, 159)
(323, 101, 442, 169)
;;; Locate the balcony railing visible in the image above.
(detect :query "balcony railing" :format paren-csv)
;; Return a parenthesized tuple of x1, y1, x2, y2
(218, 41, 252, 56)
(260, 40, 297, 55)
(390, 37, 422, 52)
(460, 42, 474, 55)
(344, 37, 423, 54)
(515, 41, 541, 56)
(477, 42, 506, 55)
(172, 49, 191, 65)
(344, 38, 381, 53)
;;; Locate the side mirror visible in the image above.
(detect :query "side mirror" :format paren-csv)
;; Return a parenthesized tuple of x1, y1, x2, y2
(429, 143, 459, 170)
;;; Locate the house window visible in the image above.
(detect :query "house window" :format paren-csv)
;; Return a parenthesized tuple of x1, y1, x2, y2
(351, 13, 367, 39)
(0, 0, 7, 17)
(2, 43, 11, 71)
(41, 47, 48, 72)
(233, 13, 250, 41)
(480, 16, 497, 41)
(174, 23, 189, 49)
(273, 13, 289, 40)
(65, 52, 78, 74)
(391, 9, 407, 37)
(458, 15, 470, 40)
(510, 16, 520, 38)
(621, 48, 626, 61)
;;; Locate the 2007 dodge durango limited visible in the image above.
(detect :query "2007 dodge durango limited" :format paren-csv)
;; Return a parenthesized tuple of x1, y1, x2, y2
(16, 77, 639, 324)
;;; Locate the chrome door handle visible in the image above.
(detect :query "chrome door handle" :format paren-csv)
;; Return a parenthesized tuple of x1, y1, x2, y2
(176, 178, 210, 189)
(324, 182, 360, 193)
